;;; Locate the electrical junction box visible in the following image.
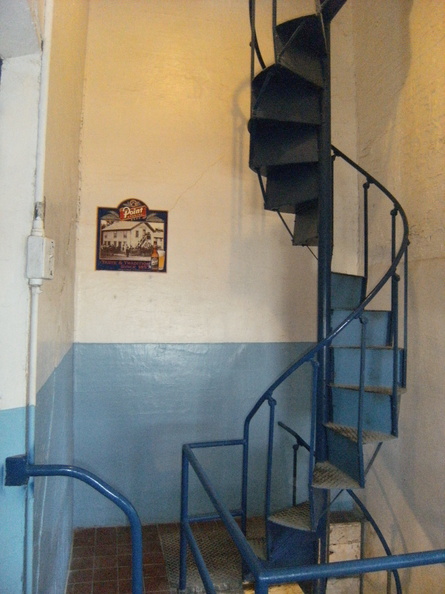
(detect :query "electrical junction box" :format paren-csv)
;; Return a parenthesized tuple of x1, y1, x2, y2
(26, 236, 55, 280)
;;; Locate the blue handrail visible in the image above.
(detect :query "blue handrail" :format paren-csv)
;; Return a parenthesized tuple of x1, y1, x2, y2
(5, 455, 143, 594)
(239, 145, 409, 508)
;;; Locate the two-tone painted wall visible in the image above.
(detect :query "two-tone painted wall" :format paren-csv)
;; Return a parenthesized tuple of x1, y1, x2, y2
(0, 5, 42, 590)
(73, 0, 316, 527)
(0, 1, 88, 592)
(73, 0, 359, 528)
(7, 1, 443, 592)
(32, 2, 89, 592)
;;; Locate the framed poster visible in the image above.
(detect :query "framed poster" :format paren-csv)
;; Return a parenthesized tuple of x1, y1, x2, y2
(96, 199, 168, 272)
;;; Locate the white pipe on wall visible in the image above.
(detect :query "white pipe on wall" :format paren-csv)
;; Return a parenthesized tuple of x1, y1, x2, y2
(25, 0, 54, 592)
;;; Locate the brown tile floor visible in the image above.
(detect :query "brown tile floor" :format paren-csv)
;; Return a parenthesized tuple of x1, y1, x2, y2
(66, 525, 174, 594)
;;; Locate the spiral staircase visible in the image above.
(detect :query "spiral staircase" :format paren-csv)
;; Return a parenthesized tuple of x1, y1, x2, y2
(244, 0, 408, 590)
(179, 2, 444, 594)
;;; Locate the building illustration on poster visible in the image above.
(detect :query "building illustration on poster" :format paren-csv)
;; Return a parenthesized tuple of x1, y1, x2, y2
(96, 199, 167, 272)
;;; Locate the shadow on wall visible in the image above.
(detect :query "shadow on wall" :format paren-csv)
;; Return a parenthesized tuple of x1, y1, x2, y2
(352, 0, 413, 270)
(228, 72, 317, 343)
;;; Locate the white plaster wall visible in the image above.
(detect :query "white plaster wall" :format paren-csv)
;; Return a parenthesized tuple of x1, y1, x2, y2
(0, 55, 40, 412)
(352, 1, 445, 590)
(0, 0, 88, 407)
(0, 0, 41, 58)
(76, 0, 322, 345)
(36, 0, 89, 390)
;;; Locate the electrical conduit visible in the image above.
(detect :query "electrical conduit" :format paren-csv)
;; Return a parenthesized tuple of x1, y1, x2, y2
(25, 0, 54, 592)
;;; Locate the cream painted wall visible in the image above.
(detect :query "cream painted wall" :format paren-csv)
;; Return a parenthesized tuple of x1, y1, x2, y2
(352, 1, 445, 591)
(0, 0, 89, 408)
(331, 2, 360, 276)
(76, 0, 324, 345)
(36, 0, 89, 390)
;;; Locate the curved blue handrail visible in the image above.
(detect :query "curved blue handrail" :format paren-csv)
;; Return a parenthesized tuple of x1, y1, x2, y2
(348, 489, 402, 594)
(243, 144, 409, 436)
(5, 455, 143, 594)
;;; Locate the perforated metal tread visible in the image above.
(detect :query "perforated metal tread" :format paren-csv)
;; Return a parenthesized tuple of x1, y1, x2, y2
(312, 461, 360, 489)
(247, 536, 267, 560)
(331, 344, 400, 351)
(325, 422, 396, 444)
(330, 383, 405, 395)
(268, 501, 312, 531)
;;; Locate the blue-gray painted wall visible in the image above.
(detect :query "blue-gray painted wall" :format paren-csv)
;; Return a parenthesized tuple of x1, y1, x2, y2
(0, 342, 314, 592)
(33, 349, 74, 593)
(0, 352, 75, 594)
(0, 407, 27, 594)
(73, 342, 314, 527)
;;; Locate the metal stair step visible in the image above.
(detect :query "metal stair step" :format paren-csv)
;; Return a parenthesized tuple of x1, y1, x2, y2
(264, 163, 319, 213)
(329, 384, 402, 436)
(319, 0, 348, 22)
(249, 119, 319, 173)
(268, 501, 313, 532)
(247, 536, 267, 560)
(252, 64, 322, 125)
(293, 206, 318, 246)
(331, 309, 391, 347)
(312, 461, 360, 489)
(274, 16, 325, 87)
(332, 345, 404, 388)
(330, 382, 404, 394)
(330, 382, 403, 394)
(325, 422, 396, 444)
(331, 272, 364, 310)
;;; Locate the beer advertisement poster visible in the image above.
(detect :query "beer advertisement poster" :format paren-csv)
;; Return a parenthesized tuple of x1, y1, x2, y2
(96, 199, 168, 272)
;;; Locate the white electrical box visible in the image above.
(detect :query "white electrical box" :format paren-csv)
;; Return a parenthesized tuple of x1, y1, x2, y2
(26, 236, 55, 280)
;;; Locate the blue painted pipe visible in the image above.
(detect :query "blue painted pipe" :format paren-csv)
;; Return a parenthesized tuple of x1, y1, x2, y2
(5, 456, 143, 594)
(258, 548, 445, 585)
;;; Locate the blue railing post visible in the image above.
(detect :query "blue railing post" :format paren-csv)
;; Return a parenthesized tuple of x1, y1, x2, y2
(391, 273, 400, 436)
(403, 247, 409, 387)
(292, 442, 299, 507)
(265, 395, 277, 521)
(358, 315, 368, 485)
(363, 180, 370, 287)
(265, 394, 277, 560)
(179, 448, 189, 593)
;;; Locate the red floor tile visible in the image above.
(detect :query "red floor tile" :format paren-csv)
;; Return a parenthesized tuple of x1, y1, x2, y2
(92, 581, 118, 594)
(68, 524, 175, 593)
(68, 568, 94, 584)
(66, 583, 93, 594)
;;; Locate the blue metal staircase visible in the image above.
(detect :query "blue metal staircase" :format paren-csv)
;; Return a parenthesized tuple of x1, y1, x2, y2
(178, 2, 445, 593)
(247, 0, 407, 586)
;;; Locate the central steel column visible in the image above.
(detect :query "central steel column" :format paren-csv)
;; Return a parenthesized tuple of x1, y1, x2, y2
(315, 19, 333, 594)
